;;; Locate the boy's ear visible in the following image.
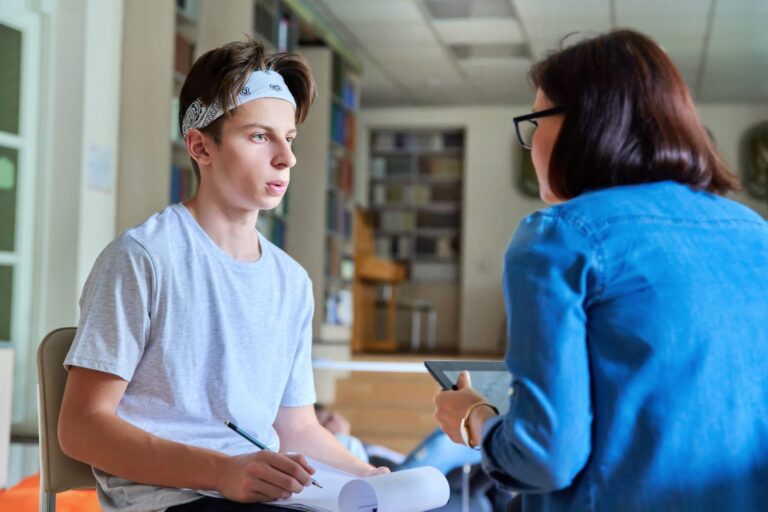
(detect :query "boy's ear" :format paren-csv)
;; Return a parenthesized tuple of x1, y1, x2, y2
(186, 129, 213, 167)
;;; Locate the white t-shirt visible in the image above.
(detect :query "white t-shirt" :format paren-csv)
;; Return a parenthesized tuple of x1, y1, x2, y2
(65, 203, 316, 512)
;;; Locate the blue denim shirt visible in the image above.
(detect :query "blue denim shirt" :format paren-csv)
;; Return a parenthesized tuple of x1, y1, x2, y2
(481, 181, 768, 511)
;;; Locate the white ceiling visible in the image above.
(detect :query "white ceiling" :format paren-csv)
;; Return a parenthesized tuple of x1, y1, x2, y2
(314, 0, 768, 107)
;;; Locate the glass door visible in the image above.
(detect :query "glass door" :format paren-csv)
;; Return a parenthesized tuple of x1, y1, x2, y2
(0, 3, 40, 424)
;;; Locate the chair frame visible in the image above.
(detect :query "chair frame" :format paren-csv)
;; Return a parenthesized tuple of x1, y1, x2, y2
(36, 327, 96, 512)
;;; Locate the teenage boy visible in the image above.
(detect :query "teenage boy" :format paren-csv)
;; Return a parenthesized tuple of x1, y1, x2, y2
(58, 39, 383, 512)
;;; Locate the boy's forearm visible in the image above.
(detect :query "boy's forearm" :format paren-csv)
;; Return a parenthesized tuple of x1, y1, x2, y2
(60, 410, 227, 491)
(280, 423, 374, 476)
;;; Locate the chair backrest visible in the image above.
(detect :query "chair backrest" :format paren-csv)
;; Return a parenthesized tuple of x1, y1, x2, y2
(37, 327, 96, 493)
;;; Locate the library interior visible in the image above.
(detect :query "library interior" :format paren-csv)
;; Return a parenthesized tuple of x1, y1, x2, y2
(0, 0, 767, 510)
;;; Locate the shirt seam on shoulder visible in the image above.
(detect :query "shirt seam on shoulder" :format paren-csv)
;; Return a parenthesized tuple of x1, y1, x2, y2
(125, 233, 158, 319)
(536, 210, 607, 301)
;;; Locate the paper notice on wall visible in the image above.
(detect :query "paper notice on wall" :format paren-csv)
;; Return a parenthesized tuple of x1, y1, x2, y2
(87, 144, 114, 192)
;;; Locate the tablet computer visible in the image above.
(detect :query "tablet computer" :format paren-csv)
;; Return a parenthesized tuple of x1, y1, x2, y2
(424, 360, 511, 415)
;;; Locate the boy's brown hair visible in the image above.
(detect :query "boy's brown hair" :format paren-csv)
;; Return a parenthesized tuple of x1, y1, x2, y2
(179, 38, 316, 181)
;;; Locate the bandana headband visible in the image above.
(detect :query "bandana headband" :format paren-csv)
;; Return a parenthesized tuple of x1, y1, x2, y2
(181, 70, 297, 139)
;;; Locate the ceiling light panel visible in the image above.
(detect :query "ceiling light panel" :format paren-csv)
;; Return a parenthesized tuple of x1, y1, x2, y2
(617, 15, 708, 41)
(434, 18, 523, 44)
(346, 21, 436, 43)
(615, 0, 711, 18)
(323, 0, 424, 22)
(378, 57, 466, 84)
(423, 0, 513, 19)
(369, 42, 446, 62)
(449, 43, 530, 60)
(514, 0, 610, 19)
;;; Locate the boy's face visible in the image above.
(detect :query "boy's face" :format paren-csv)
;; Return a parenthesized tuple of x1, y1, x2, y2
(202, 98, 297, 212)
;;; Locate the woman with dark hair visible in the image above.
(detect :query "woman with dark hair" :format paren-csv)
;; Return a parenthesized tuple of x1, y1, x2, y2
(434, 29, 768, 511)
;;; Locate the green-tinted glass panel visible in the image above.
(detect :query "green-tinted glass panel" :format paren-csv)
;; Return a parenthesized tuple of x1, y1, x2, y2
(0, 23, 22, 135)
(0, 146, 17, 252)
(0, 265, 12, 341)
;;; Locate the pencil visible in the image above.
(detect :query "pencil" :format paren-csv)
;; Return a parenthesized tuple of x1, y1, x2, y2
(225, 420, 323, 489)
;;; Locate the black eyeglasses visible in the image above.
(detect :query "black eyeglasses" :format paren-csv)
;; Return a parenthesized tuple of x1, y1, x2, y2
(513, 106, 565, 150)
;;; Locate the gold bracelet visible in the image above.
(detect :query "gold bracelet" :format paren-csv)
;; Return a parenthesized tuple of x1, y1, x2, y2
(460, 402, 500, 448)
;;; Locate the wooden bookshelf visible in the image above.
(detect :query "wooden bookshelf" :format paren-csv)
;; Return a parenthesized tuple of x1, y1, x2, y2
(254, 0, 300, 52)
(251, 0, 301, 248)
(170, 0, 199, 207)
(368, 129, 464, 283)
(365, 129, 465, 352)
(288, 47, 360, 344)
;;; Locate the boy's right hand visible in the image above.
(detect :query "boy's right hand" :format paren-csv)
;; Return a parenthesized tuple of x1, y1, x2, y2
(216, 451, 315, 502)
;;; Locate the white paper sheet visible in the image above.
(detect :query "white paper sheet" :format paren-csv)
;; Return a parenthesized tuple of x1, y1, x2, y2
(337, 465, 449, 512)
(243, 459, 449, 512)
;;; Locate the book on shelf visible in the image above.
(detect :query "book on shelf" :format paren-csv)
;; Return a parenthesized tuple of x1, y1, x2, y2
(411, 261, 458, 282)
(371, 130, 464, 152)
(326, 193, 353, 237)
(326, 236, 340, 278)
(410, 184, 431, 204)
(170, 165, 196, 203)
(330, 105, 355, 149)
(344, 111, 356, 150)
(430, 183, 461, 202)
(271, 217, 286, 248)
(384, 155, 411, 177)
(371, 131, 395, 151)
(325, 289, 353, 326)
(276, 13, 299, 52)
(256, 214, 286, 249)
(342, 80, 357, 110)
(420, 156, 462, 178)
(170, 97, 182, 141)
(339, 257, 355, 281)
(371, 184, 385, 206)
(417, 210, 459, 229)
(442, 131, 463, 149)
(371, 157, 386, 178)
(374, 236, 392, 259)
(174, 33, 194, 76)
(380, 211, 416, 232)
(254, 0, 277, 48)
(387, 184, 406, 203)
(415, 235, 458, 259)
(394, 235, 413, 259)
(176, 0, 198, 20)
(436, 236, 457, 258)
(272, 189, 288, 217)
(328, 155, 354, 195)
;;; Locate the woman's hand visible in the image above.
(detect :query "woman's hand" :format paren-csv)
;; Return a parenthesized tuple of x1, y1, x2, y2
(433, 371, 490, 444)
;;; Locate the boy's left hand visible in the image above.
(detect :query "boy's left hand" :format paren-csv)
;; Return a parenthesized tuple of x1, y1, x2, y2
(433, 371, 487, 443)
(365, 466, 391, 476)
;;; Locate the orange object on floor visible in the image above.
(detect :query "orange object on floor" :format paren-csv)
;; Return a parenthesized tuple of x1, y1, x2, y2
(0, 473, 100, 511)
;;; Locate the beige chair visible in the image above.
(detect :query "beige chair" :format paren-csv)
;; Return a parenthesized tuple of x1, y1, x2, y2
(37, 327, 96, 512)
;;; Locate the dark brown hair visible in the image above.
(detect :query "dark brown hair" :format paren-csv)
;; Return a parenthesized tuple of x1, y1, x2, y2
(529, 29, 739, 199)
(179, 38, 316, 181)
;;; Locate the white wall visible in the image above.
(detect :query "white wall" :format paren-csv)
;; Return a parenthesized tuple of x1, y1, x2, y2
(117, 0, 174, 233)
(40, 0, 123, 341)
(360, 103, 768, 354)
